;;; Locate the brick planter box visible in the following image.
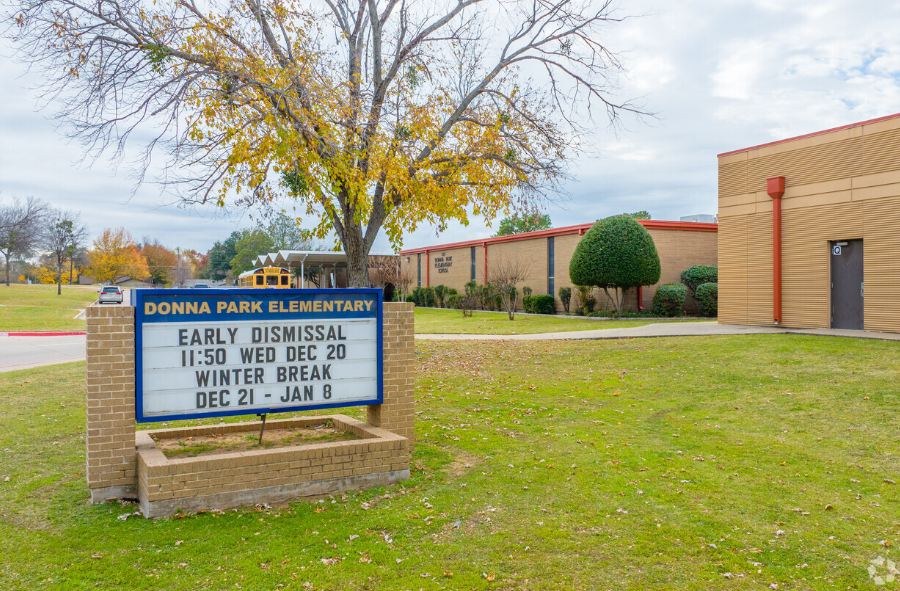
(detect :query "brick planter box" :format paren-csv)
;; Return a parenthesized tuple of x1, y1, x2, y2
(136, 415, 410, 518)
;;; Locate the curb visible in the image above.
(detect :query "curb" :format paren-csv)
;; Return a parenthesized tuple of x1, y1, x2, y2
(0, 331, 87, 337)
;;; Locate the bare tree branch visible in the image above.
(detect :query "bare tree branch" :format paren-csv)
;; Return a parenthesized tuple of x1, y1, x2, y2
(5, 0, 648, 286)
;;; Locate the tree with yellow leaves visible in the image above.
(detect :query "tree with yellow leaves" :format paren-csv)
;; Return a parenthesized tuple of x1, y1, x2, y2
(85, 228, 150, 285)
(9, 0, 644, 286)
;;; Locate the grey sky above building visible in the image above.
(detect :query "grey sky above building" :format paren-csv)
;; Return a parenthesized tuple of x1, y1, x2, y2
(1, 0, 898, 253)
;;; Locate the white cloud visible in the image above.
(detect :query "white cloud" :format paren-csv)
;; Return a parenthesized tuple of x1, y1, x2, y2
(711, 43, 768, 100)
(629, 55, 678, 91)
(604, 140, 658, 162)
(868, 54, 900, 76)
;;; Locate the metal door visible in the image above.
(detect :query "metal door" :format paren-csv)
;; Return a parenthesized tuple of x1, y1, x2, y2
(831, 240, 864, 330)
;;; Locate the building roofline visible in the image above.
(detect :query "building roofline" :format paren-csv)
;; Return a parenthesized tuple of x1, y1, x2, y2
(397, 219, 718, 255)
(717, 112, 900, 158)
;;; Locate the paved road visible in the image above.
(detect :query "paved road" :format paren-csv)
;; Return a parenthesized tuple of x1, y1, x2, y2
(0, 334, 87, 372)
(0, 291, 132, 372)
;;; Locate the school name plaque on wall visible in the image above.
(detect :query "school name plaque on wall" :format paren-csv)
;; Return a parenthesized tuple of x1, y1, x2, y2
(134, 289, 383, 422)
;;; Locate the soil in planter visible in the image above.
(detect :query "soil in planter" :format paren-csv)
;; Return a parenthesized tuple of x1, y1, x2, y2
(151, 420, 361, 459)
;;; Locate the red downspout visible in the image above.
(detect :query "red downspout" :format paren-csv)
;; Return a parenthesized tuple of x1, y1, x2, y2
(767, 176, 785, 326)
(483, 242, 488, 285)
(425, 250, 430, 287)
(637, 286, 644, 311)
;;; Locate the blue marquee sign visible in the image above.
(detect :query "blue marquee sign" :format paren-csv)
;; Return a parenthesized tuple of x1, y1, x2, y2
(134, 288, 383, 423)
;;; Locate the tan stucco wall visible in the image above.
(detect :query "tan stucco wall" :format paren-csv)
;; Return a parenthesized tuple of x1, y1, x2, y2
(717, 114, 900, 331)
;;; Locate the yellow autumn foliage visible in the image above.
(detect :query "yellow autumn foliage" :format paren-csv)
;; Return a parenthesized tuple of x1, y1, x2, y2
(85, 228, 149, 285)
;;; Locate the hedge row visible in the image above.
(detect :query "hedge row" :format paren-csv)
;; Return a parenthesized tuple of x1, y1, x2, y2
(410, 285, 458, 308)
(523, 294, 555, 315)
(409, 280, 717, 318)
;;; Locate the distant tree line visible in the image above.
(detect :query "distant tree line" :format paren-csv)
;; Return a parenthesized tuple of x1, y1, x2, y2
(0, 198, 320, 290)
(0, 195, 89, 294)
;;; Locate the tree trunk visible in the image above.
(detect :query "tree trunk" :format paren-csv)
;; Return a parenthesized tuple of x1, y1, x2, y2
(57, 269, 63, 295)
(341, 223, 370, 288)
(603, 287, 623, 314)
(69, 258, 73, 284)
(3, 253, 10, 286)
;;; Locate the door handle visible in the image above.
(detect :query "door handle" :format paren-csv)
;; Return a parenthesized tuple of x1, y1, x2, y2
(861, 282, 864, 298)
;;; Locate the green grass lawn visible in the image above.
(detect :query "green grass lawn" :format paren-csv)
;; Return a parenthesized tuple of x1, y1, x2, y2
(2, 335, 899, 590)
(0, 284, 97, 332)
(415, 307, 704, 334)
(0, 284, 98, 331)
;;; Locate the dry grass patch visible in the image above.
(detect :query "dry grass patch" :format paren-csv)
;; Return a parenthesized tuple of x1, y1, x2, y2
(151, 420, 360, 458)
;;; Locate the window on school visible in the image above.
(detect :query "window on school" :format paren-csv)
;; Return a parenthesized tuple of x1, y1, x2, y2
(547, 237, 555, 296)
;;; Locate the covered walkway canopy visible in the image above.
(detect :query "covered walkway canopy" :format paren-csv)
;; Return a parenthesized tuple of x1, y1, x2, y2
(253, 250, 398, 288)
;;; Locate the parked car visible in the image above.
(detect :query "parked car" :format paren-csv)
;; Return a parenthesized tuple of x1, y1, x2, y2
(192, 283, 210, 289)
(98, 285, 123, 304)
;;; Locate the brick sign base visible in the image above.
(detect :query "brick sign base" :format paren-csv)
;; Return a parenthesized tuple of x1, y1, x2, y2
(137, 415, 409, 518)
(85, 302, 415, 517)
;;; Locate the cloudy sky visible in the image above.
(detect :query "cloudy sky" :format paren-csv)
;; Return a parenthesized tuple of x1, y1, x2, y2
(2, 0, 899, 254)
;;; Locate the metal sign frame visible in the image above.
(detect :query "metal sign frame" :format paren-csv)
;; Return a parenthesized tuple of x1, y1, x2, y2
(133, 288, 383, 423)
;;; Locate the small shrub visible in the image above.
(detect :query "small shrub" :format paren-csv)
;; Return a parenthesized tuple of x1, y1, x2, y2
(405, 294, 414, 303)
(530, 295, 555, 315)
(413, 286, 436, 307)
(523, 286, 533, 297)
(423, 287, 436, 307)
(447, 293, 461, 309)
(477, 285, 494, 310)
(434, 285, 447, 307)
(681, 265, 718, 295)
(575, 285, 595, 315)
(558, 287, 572, 313)
(464, 281, 477, 295)
(458, 293, 478, 317)
(522, 294, 533, 313)
(695, 282, 718, 317)
(652, 283, 687, 317)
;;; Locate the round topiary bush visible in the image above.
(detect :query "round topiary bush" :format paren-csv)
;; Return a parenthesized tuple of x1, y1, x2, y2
(681, 265, 718, 294)
(569, 215, 661, 312)
(652, 283, 687, 317)
(695, 282, 718, 317)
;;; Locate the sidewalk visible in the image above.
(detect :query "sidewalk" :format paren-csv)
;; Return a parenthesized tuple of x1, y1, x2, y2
(416, 321, 900, 341)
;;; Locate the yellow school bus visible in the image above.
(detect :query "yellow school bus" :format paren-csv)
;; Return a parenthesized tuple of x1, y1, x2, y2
(238, 267, 292, 288)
